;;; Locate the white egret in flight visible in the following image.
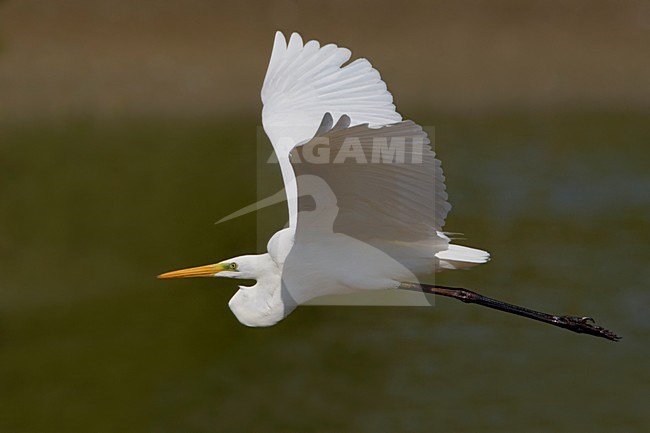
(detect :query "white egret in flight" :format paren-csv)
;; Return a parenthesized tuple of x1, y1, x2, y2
(159, 32, 619, 341)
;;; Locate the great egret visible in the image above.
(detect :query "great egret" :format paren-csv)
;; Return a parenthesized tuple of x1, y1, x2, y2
(159, 32, 619, 341)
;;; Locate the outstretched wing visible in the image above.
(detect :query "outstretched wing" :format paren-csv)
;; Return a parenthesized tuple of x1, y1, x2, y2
(290, 114, 451, 249)
(262, 32, 402, 154)
(261, 32, 402, 229)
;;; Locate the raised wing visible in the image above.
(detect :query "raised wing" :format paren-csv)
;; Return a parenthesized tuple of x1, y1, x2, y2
(262, 32, 402, 154)
(261, 31, 402, 229)
(290, 114, 451, 248)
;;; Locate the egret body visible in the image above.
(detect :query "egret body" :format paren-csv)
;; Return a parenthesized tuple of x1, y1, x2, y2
(159, 32, 619, 341)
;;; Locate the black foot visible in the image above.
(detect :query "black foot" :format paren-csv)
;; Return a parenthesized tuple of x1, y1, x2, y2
(554, 315, 621, 341)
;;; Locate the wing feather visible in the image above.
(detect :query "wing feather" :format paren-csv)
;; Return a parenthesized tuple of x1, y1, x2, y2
(262, 31, 401, 155)
(290, 115, 451, 246)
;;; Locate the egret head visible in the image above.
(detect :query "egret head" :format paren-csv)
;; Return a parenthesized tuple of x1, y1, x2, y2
(159, 253, 287, 327)
(157, 255, 267, 281)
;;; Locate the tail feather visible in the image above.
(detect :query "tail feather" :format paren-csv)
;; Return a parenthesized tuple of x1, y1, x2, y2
(435, 244, 490, 270)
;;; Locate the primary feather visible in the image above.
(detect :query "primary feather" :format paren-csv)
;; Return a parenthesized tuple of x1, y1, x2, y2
(262, 31, 402, 230)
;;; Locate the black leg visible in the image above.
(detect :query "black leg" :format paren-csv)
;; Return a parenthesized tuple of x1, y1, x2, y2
(399, 282, 621, 341)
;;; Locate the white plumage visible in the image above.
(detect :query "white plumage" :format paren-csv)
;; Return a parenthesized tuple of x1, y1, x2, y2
(262, 32, 401, 229)
(262, 32, 401, 148)
(159, 31, 489, 327)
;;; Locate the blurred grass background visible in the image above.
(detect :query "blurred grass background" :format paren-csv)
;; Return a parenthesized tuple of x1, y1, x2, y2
(1, 1, 649, 432)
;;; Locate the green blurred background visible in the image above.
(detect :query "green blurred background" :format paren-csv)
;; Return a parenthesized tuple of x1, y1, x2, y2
(1, 1, 648, 432)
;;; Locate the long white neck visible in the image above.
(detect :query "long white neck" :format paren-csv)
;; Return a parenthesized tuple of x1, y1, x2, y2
(227, 253, 297, 327)
(277, 154, 297, 230)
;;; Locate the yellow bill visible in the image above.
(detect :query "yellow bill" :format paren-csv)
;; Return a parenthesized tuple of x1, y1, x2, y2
(158, 263, 227, 279)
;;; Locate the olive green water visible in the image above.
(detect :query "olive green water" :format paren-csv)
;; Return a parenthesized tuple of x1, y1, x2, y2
(1, 112, 648, 432)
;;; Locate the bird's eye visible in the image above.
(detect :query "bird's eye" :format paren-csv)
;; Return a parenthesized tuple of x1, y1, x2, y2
(229, 262, 238, 270)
